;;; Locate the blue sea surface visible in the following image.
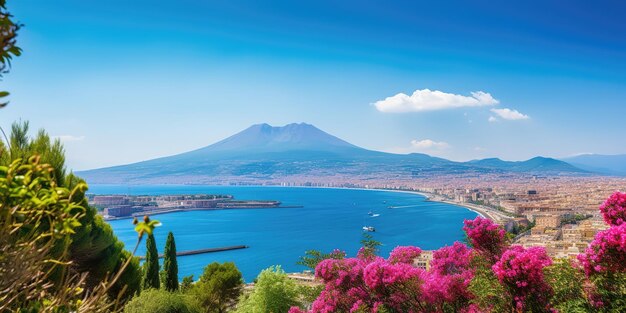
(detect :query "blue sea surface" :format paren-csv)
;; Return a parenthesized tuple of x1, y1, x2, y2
(95, 185, 478, 282)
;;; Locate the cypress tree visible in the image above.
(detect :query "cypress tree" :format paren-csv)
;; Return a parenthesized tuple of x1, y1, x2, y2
(143, 233, 160, 289)
(163, 231, 179, 291)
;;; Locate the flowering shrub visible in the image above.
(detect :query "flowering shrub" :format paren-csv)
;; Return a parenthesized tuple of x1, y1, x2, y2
(429, 242, 474, 306)
(292, 194, 626, 313)
(492, 246, 553, 311)
(463, 217, 507, 262)
(388, 246, 422, 265)
(599, 191, 626, 226)
(578, 223, 626, 276)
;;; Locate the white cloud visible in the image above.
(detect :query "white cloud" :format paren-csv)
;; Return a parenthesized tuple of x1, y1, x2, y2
(490, 108, 529, 120)
(55, 135, 86, 142)
(410, 139, 450, 150)
(488, 116, 498, 122)
(374, 89, 499, 113)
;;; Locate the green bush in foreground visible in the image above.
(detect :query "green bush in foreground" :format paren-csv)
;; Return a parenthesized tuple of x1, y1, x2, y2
(124, 289, 199, 313)
(235, 266, 301, 313)
(190, 262, 243, 313)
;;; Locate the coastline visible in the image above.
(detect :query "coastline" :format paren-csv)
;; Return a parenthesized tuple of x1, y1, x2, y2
(95, 184, 505, 223)
(264, 185, 501, 222)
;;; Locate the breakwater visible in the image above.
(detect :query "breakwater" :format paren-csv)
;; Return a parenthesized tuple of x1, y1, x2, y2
(139, 245, 249, 260)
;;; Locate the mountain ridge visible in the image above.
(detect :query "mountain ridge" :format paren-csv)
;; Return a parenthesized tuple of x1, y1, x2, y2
(561, 154, 626, 176)
(77, 123, 589, 184)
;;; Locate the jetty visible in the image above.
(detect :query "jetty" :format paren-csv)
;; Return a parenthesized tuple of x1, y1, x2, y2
(139, 245, 248, 260)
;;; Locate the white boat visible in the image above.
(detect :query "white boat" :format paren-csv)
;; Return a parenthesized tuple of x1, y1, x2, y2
(362, 226, 376, 232)
(370, 214, 380, 217)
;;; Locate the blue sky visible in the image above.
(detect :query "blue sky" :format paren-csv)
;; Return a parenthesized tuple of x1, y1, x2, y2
(3, 0, 626, 170)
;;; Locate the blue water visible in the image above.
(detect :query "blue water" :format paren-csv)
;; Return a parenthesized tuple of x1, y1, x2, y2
(95, 185, 477, 281)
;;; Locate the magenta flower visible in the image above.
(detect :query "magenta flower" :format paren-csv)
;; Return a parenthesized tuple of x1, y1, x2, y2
(577, 223, 626, 276)
(388, 246, 422, 265)
(463, 217, 507, 263)
(493, 246, 553, 311)
(599, 191, 626, 226)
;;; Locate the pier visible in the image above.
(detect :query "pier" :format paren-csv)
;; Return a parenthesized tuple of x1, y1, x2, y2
(139, 245, 249, 260)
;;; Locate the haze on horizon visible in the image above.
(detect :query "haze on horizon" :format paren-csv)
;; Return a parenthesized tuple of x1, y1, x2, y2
(2, 0, 626, 170)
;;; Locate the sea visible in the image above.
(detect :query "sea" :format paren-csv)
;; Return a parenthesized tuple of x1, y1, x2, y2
(94, 185, 478, 282)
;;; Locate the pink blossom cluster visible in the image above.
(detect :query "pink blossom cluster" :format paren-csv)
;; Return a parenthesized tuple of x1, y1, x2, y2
(577, 223, 626, 276)
(290, 194, 626, 313)
(492, 246, 553, 311)
(290, 244, 477, 313)
(599, 191, 626, 226)
(388, 246, 422, 264)
(428, 242, 474, 305)
(463, 217, 507, 262)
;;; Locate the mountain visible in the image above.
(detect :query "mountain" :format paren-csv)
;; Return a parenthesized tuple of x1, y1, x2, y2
(467, 157, 585, 173)
(561, 154, 626, 176)
(77, 123, 588, 184)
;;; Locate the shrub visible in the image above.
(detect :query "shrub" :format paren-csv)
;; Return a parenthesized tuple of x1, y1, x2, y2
(124, 289, 198, 313)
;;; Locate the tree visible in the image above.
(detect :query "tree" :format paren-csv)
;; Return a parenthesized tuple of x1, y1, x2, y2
(358, 232, 381, 259)
(144, 233, 160, 290)
(297, 249, 345, 271)
(124, 289, 199, 313)
(0, 156, 159, 312)
(181, 275, 195, 292)
(543, 259, 591, 312)
(190, 262, 243, 313)
(0, 122, 143, 300)
(235, 266, 301, 313)
(163, 231, 180, 291)
(0, 0, 21, 108)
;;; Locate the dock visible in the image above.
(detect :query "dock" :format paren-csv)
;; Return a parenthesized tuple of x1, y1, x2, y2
(139, 245, 249, 260)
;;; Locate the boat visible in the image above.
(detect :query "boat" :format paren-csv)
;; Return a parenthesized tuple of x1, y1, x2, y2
(371, 214, 380, 217)
(362, 226, 376, 232)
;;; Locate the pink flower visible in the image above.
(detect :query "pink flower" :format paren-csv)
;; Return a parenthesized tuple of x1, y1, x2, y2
(493, 246, 553, 311)
(463, 217, 507, 263)
(388, 246, 422, 264)
(431, 242, 472, 276)
(599, 191, 626, 226)
(577, 223, 626, 276)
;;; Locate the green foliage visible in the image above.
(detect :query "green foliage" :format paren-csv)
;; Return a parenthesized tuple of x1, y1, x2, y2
(235, 266, 301, 313)
(0, 157, 86, 311)
(0, 121, 143, 300)
(124, 289, 199, 313)
(181, 275, 195, 292)
(190, 262, 243, 313)
(297, 249, 344, 271)
(543, 259, 591, 312)
(468, 256, 508, 312)
(144, 233, 161, 290)
(163, 231, 180, 291)
(0, 0, 21, 107)
(589, 272, 626, 312)
(360, 232, 381, 257)
(298, 284, 323, 308)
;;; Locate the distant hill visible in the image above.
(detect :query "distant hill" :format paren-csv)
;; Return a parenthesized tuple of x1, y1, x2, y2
(467, 157, 585, 173)
(77, 123, 589, 184)
(561, 154, 626, 176)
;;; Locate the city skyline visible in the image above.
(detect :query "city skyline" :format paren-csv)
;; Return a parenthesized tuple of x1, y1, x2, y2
(2, 0, 626, 170)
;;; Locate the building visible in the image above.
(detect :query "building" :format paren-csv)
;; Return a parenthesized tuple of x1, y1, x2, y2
(413, 250, 433, 271)
(92, 196, 128, 207)
(534, 215, 562, 228)
(104, 205, 135, 217)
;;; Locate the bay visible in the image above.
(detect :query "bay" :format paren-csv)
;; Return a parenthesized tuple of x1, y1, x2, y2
(95, 185, 478, 281)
